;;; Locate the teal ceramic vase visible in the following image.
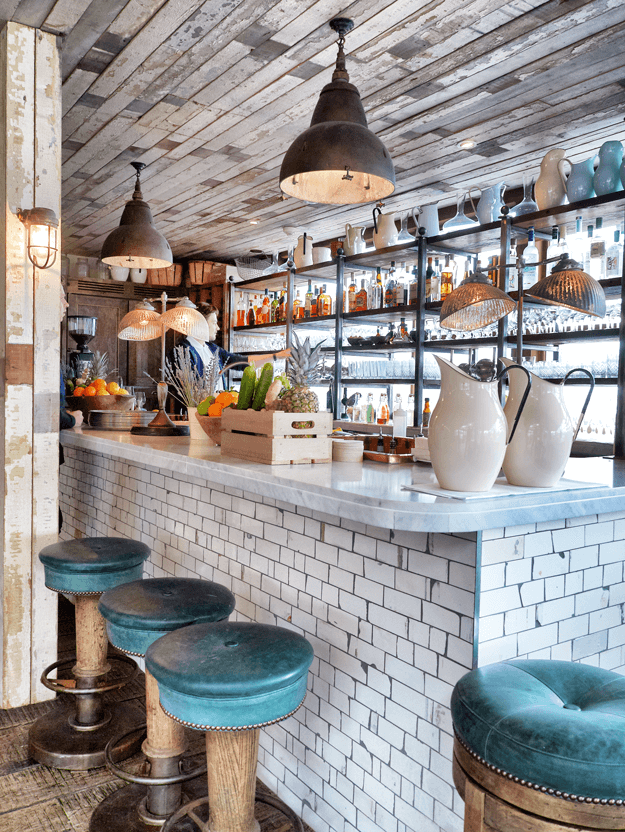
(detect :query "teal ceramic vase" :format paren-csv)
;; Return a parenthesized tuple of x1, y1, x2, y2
(561, 155, 596, 202)
(593, 141, 624, 196)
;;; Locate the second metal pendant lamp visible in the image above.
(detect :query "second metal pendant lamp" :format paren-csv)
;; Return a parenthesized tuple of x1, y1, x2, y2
(279, 18, 395, 205)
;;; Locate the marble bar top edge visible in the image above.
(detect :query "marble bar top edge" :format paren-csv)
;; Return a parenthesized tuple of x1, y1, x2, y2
(61, 430, 625, 534)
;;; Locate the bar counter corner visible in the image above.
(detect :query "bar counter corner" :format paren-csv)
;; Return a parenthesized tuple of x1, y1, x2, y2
(60, 428, 625, 832)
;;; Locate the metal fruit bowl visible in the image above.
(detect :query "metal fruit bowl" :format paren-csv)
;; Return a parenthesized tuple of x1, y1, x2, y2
(86, 410, 154, 430)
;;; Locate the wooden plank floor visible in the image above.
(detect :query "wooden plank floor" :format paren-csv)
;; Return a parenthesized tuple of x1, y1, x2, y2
(0, 597, 312, 832)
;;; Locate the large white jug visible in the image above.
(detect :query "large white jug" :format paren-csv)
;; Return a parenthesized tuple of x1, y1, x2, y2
(412, 203, 439, 238)
(475, 183, 506, 225)
(429, 357, 531, 492)
(501, 357, 594, 487)
(344, 223, 366, 256)
(293, 234, 313, 269)
(372, 205, 398, 249)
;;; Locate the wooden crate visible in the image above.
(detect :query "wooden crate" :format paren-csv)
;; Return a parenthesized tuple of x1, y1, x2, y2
(187, 260, 226, 285)
(147, 264, 182, 286)
(220, 409, 333, 464)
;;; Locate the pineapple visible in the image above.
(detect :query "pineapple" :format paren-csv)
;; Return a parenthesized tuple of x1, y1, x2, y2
(272, 333, 324, 428)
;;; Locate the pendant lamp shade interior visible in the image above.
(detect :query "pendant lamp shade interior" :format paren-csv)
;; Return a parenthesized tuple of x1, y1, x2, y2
(101, 162, 173, 270)
(118, 300, 162, 341)
(524, 255, 606, 318)
(279, 18, 395, 205)
(440, 266, 516, 331)
(159, 297, 211, 340)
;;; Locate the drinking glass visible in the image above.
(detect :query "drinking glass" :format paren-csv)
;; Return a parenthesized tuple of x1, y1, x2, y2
(135, 392, 146, 410)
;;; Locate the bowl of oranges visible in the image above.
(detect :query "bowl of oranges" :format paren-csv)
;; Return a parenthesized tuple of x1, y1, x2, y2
(194, 390, 239, 446)
(66, 378, 135, 417)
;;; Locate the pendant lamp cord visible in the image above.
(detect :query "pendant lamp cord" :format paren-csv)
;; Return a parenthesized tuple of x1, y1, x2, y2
(332, 34, 349, 82)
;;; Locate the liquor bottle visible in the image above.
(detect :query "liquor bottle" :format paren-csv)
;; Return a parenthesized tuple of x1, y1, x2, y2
(583, 224, 593, 275)
(407, 391, 415, 428)
(318, 284, 332, 316)
(422, 398, 431, 435)
(236, 294, 246, 326)
(271, 291, 279, 323)
(373, 266, 384, 309)
(355, 279, 368, 311)
(522, 226, 539, 289)
(377, 393, 390, 425)
(348, 272, 357, 312)
(569, 215, 584, 264)
(392, 394, 407, 437)
(304, 280, 313, 318)
(546, 226, 559, 274)
(558, 224, 568, 257)
(292, 289, 302, 320)
(449, 255, 458, 288)
(590, 217, 606, 279)
(507, 239, 518, 291)
(606, 229, 623, 278)
(410, 265, 419, 304)
(311, 287, 319, 317)
(395, 261, 408, 305)
(398, 317, 409, 341)
(385, 261, 396, 307)
(440, 255, 454, 298)
(246, 296, 255, 326)
(259, 288, 270, 323)
(365, 392, 376, 423)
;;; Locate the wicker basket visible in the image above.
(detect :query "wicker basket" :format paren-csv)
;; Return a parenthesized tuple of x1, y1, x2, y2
(234, 256, 275, 280)
(147, 264, 183, 286)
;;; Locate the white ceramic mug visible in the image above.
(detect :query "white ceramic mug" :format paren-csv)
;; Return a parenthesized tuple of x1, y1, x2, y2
(110, 266, 130, 282)
(313, 246, 332, 263)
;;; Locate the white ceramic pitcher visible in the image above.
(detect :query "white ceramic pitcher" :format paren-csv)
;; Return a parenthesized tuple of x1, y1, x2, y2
(372, 205, 398, 249)
(344, 223, 366, 255)
(428, 357, 531, 492)
(475, 182, 506, 224)
(501, 357, 595, 487)
(412, 203, 439, 238)
(293, 234, 313, 269)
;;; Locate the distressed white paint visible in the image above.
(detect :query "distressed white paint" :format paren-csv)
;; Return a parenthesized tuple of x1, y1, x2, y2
(0, 22, 61, 707)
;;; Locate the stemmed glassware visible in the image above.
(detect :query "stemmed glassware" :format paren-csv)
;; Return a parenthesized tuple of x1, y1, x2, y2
(442, 192, 479, 232)
(509, 173, 539, 216)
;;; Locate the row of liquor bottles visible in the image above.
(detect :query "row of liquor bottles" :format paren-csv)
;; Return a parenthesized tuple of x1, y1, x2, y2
(340, 390, 431, 432)
(233, 217, 624, 327)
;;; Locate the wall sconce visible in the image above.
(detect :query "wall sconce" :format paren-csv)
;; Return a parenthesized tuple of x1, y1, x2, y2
(18, 207, 59, 269)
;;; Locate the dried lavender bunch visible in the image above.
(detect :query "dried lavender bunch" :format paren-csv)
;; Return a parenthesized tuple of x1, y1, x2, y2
(164, 345, 219, 408)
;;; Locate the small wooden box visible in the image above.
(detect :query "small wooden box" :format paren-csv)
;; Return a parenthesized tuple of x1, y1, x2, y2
(220, 409, 333, 465)
(147, 264, 183, 286)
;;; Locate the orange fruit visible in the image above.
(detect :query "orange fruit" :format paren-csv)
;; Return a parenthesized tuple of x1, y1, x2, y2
(84, 386, 96, 397)
(215, 391, 235, 407)
(93, 378, 107, 390)
(99, 390, 110, 396)
(73, 387, 85, 397)
(208, 402, 223, 417)
(107, 381, 120, 394)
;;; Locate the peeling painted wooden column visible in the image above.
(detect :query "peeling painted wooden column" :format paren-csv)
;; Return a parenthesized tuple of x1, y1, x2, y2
(0, 23, 61, 707)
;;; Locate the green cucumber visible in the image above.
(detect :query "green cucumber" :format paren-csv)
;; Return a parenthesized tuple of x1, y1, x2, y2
(237, 366, 257, 409)
(251, 363, 274, 410)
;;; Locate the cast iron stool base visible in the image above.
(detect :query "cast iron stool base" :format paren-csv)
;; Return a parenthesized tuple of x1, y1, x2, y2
(160, 792, 305, 832)
(28, 701, 145, 770)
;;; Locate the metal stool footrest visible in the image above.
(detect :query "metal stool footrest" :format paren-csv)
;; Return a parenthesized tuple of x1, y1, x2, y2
(105, 726, 208, 786)
(41, 653, 139, 695)
(160, 791, 304, 832)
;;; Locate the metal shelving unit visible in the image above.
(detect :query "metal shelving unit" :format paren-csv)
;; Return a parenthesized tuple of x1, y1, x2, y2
(228, 191, 625, 451)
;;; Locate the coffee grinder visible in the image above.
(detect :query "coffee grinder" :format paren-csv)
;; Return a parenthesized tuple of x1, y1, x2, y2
(67, 315, 97, 378)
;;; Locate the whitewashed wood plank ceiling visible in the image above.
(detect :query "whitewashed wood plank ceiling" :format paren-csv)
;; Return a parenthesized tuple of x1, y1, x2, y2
(4, 0, 625, 261)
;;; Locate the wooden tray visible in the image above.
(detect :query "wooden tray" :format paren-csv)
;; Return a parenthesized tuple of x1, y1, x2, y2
(363, 435, 415, 464)
(220, 409, 333, 465)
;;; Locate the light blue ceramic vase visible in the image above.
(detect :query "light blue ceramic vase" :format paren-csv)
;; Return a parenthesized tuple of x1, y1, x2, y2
(562, 155, 596, 202)
(593, 141, 624, 196)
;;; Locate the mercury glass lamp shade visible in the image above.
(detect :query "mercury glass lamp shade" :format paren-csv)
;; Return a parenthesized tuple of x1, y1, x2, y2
(118, 300, 162, 341)
(524, 255, 606, 318)
(440, 268, 516, 331)
(159, 297, 211, 340)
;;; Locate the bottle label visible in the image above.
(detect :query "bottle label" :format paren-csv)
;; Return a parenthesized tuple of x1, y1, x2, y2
(590, 241, 605, 258)
(606, 253, 620, 275)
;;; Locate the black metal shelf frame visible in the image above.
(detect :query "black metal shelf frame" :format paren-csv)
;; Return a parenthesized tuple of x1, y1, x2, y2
(228, 191, 625, 446)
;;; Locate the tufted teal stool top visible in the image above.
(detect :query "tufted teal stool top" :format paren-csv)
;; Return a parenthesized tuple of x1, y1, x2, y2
(451, 660, 625, 832)
(90, 578, 235, 832)
(147, 621, 314, 832)
(29, 537, 150, 771)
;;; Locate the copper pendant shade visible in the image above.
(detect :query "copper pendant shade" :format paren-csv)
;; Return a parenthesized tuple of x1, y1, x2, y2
(101, 162, 173, 270)
(524, 255, 606, 318)
(279, 19, 395, 205)
(440, 266, 516, 331)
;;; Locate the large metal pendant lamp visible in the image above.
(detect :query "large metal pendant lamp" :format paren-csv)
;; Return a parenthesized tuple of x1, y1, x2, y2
(279, 18, 395, 205)
(524, 255, 606, 317)
(101, 162, 173, 269)
(440, 264, 516, 331)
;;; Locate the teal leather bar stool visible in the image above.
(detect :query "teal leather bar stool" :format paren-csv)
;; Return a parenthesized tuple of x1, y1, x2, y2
(452, 660, 625, 832)
(29, 537, 150, 770)
(89, 577, 236, 832)
(146, 621, 314, 832)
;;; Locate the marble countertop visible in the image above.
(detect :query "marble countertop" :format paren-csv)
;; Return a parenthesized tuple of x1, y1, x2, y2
(61, 428, 625, 534)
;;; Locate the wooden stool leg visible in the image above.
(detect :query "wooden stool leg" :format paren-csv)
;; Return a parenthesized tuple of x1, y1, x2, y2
(464, 776, 487, 832)
(142, 668, 187, 817)
(205, 728, 261, 832)
(73, 594, 110, 726)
